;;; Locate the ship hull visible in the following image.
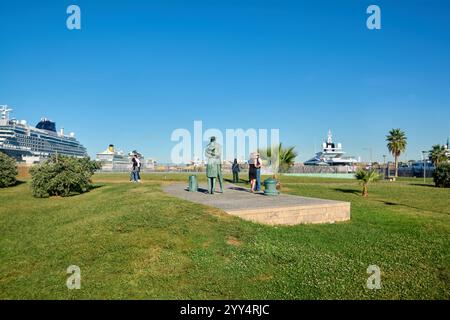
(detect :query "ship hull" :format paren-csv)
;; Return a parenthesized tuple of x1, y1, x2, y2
(0, 147, 33, 161)
(0, 122, 87, 162)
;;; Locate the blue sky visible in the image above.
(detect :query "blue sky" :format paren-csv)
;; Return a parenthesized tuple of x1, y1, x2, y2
(1, 0, 449, 163)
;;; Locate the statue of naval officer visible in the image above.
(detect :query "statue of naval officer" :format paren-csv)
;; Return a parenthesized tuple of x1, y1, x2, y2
(204, 136, 224, 194)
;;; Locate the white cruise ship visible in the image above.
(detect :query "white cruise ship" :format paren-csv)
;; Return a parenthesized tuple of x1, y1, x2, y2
(304, 130, 358, 166)
(96, 144, 132, 171)
(0, 105, 87, 162)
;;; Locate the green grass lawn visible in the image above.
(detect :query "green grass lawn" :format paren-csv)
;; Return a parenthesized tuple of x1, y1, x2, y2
(1, 173, 449, 299)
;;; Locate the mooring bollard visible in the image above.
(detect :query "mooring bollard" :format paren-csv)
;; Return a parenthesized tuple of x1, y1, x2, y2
(263, 177, 279, 196)
(188, 175, 198, 192)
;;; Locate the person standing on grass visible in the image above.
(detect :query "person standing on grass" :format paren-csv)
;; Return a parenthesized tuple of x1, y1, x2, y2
(232, 159, 240, 183)
(134, 154, 142, 182)
(130, 156, 139, 183)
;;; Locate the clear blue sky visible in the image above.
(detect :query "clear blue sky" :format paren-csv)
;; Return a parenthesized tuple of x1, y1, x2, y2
(1, 0, 449, 163)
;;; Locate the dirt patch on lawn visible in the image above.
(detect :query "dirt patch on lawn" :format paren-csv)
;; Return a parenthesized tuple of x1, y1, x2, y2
(226, 236, 242, 247)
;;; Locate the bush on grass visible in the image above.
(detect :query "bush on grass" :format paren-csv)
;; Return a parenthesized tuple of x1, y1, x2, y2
(433, 163, 450, 188)
(0, 152, 18, 188)
(30, 155, 101, 198)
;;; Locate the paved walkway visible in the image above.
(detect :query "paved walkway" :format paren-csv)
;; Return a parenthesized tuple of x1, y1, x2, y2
(163, 183, 351, 225)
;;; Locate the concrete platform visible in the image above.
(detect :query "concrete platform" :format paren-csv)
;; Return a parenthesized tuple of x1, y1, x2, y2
(163, 183, 351, 226)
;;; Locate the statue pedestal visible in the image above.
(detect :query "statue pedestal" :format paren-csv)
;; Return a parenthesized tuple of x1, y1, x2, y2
(164, 183, 351, 226)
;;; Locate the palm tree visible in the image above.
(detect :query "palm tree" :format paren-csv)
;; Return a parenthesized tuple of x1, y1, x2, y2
(429, 144, 449, 166)
(386, 129, 407, 177)
(355, 169, 379, 197)
(261, 143, 298, 173)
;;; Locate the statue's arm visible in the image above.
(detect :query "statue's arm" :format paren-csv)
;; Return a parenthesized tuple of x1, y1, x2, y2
(215, 144, 222, 158)
(205, 147, 212, 159)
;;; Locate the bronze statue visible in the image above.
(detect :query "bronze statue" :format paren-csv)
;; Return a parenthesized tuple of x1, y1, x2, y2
(205, 136, 223, 194)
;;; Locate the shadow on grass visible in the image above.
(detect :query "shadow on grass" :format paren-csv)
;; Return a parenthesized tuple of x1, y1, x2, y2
(334, 188, 360, 195)
(0, 180, 27, 189)
(12, 180, 27, 187)
(56, 184, 105, 198)
(335, 187, 449, 215)
(409, 183, 436, 188)
(374, 200, 449, 215)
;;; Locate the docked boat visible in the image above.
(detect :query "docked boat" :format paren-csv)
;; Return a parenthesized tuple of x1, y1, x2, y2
(304, 130, 358, 166)
(0, 105, 87, 162)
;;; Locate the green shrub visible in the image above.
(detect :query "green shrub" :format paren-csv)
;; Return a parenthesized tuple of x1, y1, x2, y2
(433, 163, 450, 188)
(0, 152, 18, 188)
(30, 155, 101, 198)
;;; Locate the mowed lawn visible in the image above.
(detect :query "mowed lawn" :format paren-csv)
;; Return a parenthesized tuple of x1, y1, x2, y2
(0, 173, 449, 299)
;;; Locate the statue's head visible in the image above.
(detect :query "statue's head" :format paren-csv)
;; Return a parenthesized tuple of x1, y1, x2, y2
(210, 136, 216, 142)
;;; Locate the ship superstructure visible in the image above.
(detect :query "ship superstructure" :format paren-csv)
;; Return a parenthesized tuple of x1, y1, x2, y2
(0, 105, 87, 162)
(96, 145, 145, 171)
(304, 130, 358, 166)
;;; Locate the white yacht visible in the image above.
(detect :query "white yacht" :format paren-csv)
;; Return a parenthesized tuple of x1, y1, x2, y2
(304, 130, 358, 166)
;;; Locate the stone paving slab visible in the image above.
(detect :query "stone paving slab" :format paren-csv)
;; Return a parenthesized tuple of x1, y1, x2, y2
(163, 183, 351, 225)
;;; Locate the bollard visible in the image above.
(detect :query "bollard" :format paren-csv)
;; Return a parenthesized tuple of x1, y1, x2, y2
(188, 175, 198, 192)
(263, 177, 279, 196)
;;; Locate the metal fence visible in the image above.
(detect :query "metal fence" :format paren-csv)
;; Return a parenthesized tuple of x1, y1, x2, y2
(97, 164, 436, 178)
(287, 165, 356, 174)
(388, 167, 434, 178)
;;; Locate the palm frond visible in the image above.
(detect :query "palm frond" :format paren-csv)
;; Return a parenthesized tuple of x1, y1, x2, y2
(261, 143, 298, 173)
(386, 128, 407, 156)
